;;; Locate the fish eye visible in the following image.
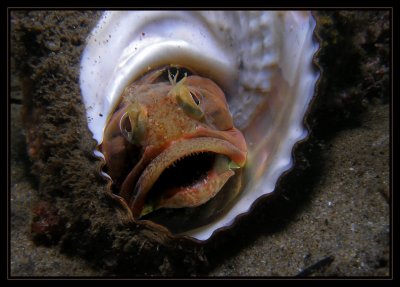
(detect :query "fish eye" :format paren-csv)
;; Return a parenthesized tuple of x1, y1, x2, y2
(178, 94, 204, 120)
(190, 92, 201, 105)
(118, 104, 147, 144)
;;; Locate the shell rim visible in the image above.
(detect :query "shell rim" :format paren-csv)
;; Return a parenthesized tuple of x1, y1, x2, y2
(92, 12, 323, 245)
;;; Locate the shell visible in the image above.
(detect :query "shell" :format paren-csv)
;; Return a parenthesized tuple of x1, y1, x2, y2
(80, 11, 320, 241)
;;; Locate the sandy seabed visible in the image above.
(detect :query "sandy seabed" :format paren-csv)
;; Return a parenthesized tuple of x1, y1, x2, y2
(9, 10, 390, 277)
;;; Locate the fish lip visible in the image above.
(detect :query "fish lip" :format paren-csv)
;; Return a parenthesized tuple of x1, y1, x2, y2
(126, 136, 247, 218)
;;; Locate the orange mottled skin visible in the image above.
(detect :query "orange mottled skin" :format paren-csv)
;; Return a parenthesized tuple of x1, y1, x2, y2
(101, 67, 247, 218)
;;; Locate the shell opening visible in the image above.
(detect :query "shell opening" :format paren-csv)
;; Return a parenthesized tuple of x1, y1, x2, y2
(80, 11, 320, 241)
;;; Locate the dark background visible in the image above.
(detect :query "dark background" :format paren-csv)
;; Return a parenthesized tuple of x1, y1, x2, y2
(9, 10, 390, 276)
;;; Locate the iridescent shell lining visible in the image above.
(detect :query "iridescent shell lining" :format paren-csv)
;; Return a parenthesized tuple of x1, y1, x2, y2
(80, 11, 320, 241)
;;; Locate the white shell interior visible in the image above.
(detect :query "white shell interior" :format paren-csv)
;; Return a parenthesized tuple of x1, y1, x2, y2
(80, 11, 320, 241)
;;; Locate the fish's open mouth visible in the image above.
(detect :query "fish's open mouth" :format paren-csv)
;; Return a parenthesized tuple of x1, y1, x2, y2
(149, 151, 219, 199)
(126, 137, 246, 218)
